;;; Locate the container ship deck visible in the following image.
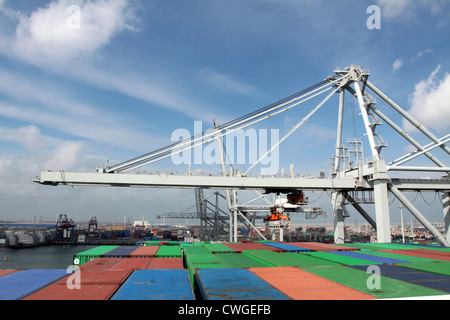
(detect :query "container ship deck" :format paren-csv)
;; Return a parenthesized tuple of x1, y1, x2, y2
(1, 240, 450, 301)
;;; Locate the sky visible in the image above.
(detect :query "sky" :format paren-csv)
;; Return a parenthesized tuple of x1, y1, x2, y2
(0, 0, 449, 227)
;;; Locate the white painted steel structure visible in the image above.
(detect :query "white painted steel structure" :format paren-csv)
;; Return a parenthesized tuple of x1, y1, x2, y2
(34, 66, 450, 246)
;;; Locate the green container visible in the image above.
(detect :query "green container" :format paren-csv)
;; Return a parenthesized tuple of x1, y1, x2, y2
(155, 245, 182, 257)
(144, 241, 161, 246)
(241, 250, 284, 267)
(360, 250, 438, 263)
(183, 246, 211, 255)
(216, 253, 269, 268)
(73, 245, 119, 265)
(203, 243, 236, 254)
(281, 253, 341, 268)
(305, 252, 382, 266)
(186, 254, 229, 285)
(397, 261, 450, 276)
(303, 265, 447, 299)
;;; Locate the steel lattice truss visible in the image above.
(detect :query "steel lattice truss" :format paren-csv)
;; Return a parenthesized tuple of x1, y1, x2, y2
(34, 66, 450, 246)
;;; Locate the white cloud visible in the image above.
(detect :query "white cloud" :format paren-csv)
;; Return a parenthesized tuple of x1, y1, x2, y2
(0, 99, 164, 154)
(0, 67, 98, 118)
(13, 0, 138, 64)
(0, 124, 48, 150)
(377, 0, 410, 19)
(411, 49, 434, 63)
(0, 1, 224, 123)
(377, 0, 447, 19)
(77, 65, 220, 123)
(43, 140, 85, 171)
(199, 67, 265, 99)
(392, 58, 403, 72)
(406, 65, 450, 132)
(302, 124, 336, 141)
(0, 124, 85, 170)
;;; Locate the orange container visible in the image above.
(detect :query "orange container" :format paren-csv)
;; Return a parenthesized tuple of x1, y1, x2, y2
(0, 270, 17, 278)
(410, 249, 450, 258)
(147, 257, 184, 269)
(79, 258, 122, 271)
(289, 242, 360, 252)
(111, 258, 153, 270)
(249, 267, 375, 300)
(381, 250, 450, 262)
(129, 246, 160, 257)
(223, 242, 279, 253)
(23, 270, 132, 300)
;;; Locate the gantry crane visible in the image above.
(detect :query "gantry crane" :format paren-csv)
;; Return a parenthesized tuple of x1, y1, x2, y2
(55, 214, 75, 240)
(34, 66, 450, 246)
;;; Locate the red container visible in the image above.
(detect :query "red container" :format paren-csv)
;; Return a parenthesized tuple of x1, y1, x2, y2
(24, 270, 132, 300)
(288, 242, 360, 252)
(410, 249, 450, 258)
(147, 258, 184, 269)
(381, 250, 450, 262)
(249, 267, 375, 300)
(0, 270, 17, 278)
(80, 258, 122, 271)
(223, 242, 280, 253)
(129, 246, 160, 257)
(111, 258, 153, 270)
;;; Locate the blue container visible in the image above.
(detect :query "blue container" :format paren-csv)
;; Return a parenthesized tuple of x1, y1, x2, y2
(195, 268, 291, 300)
(111, 269, 195, 300)
(262, 242, 313, 253)
(102, 246, 138, 258)
(331, 251, 411, 264)
(351, 265, 450, 293)
(123, 229, 131, 238)
(0, 269, 68, 300)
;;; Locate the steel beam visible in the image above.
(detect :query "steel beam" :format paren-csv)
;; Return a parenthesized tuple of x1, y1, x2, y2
(387, 166, 450, 172)
(354, 81, 380, 159)
(442, 191, 450, 242)
(33, 171, 360, 190)
(332, 192, 345, 244)
(343, 192, 377, 229)
(366, 80, 450, 157)
(334, 89, 345, 173)
(373, 180, 392, 243)
(389, 185, 450, 247)
(369, 106, 448, 169)
(34, 171, 450, 191)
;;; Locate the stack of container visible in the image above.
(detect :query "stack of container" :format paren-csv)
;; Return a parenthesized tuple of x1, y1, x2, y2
(23, 269, 132, 300)
(3, 240, 450, 300)
(195, 268, 290, 300)
(73, 245, 119, 265)
(185, 253, 229, 285)
(111, 269, 194, 300)
(155, 245, 182, 258)
(0, 269, 68, 300)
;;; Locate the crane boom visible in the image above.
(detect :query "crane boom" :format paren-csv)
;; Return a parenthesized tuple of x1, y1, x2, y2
(33, 65, 450, 246)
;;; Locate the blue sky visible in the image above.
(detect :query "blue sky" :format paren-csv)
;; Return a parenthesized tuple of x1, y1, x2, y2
(0, 0, 449, 226)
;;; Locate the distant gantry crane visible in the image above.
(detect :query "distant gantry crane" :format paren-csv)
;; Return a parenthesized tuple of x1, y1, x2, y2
(34, 66, 450, 246)
(55, 214, 75, 240)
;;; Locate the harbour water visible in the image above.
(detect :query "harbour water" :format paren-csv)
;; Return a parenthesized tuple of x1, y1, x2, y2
(0, 245, 96, 270)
